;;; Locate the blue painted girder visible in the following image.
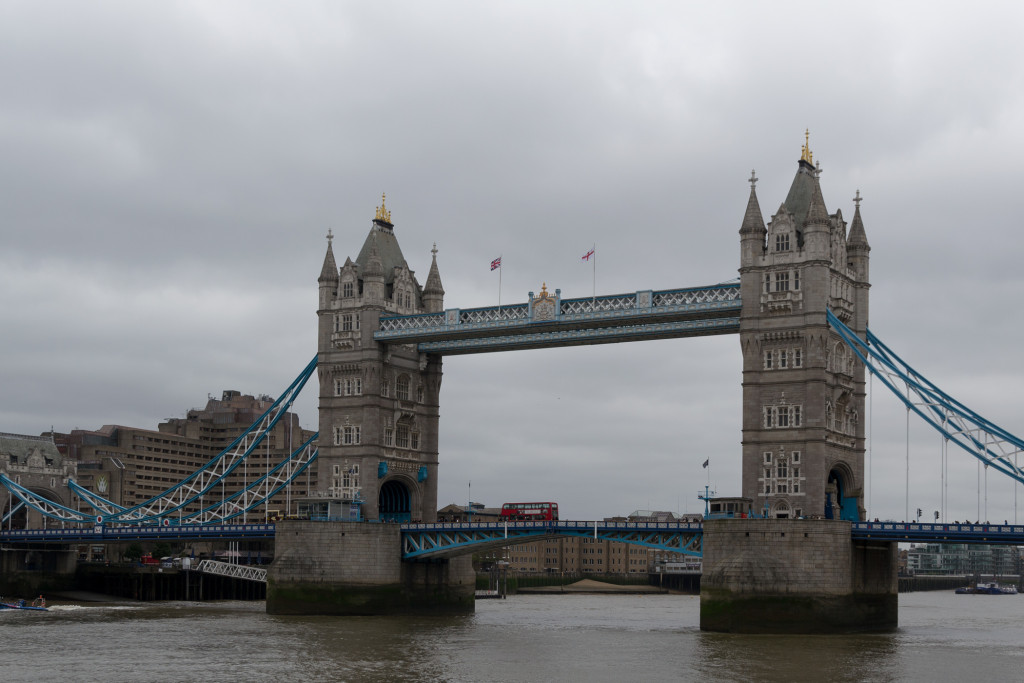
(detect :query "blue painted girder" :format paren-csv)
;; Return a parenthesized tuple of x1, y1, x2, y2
(400, 520, 704, 560)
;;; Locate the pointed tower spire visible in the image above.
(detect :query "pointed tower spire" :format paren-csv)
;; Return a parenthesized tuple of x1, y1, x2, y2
(805, 168, 830, 227)
(739, 169, 767, 236)
(319, 229, 339, 283)
(423, 243, 445, 313)
(847, 190, 870, 249)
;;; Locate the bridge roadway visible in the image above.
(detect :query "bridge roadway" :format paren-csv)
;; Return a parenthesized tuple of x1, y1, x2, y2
(5, 521, 1024, 558)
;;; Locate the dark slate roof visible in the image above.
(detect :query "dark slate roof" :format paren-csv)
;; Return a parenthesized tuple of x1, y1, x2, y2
(848, 203, 869, 248)
(424, 250, 444, 295)
(739, 184, 766, 235)
(319, 240, 338, 282)
(783, 159, 819, 229)
(805, 175, 830, 226)
(354, 221, 408, 284)
(0, 433, 62, 467)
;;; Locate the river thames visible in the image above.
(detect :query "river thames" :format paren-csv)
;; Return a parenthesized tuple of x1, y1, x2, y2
(2, 591, 1022, 682)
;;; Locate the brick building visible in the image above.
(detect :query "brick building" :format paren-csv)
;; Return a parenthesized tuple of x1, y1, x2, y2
(62, 390, 316, 519)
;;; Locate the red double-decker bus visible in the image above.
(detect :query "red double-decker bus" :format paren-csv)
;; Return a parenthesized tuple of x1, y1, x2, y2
(499, 502, 559, 521)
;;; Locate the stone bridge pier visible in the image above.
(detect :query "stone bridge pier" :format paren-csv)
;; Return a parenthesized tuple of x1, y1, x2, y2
(700, 519, 898, 633)
(266, 521, 474, 615)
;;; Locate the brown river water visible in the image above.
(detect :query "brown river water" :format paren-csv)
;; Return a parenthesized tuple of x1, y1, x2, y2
(1, 591, 1022, 682)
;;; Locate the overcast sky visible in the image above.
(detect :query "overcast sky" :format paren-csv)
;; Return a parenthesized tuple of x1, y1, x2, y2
(4, 1, 1024, 523)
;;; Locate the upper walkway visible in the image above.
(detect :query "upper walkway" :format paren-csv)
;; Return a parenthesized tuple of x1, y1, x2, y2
(374, 282, 741, 354)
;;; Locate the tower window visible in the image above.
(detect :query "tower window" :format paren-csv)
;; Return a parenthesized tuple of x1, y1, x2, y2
(775, 233, 790, 252)
(396, 375, 410, 401)
(342, 464, 359, 488)
(793, 269, 801, 291)
(774, 272, 790, 292)
(343, 282, 354, 298)
(344, 378, 362, 396)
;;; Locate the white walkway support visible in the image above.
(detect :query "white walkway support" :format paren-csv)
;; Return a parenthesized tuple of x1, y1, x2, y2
(195, 559, 267, 583)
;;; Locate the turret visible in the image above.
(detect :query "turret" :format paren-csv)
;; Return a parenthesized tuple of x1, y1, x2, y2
(318, 230, 338, 311)
(362, 240, 387, 304)
(847, 190, 871, 334)
(739, 170, 767, 268)
(847, 190, 870, 278)
(802, 169, 831, 261)
(422, 243, 445, 313)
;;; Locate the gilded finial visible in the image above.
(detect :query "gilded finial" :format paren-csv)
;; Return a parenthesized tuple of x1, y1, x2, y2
(326, 228, 333, 245)
(374, 192, 392, 224)
(431, 242, 438, 258)
(800, 129, 813, 164)
(853, 190, 862, 208)
(749, 169, 758, 189)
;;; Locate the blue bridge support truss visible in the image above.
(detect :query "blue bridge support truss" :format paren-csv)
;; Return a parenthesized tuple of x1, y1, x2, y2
(399, 520, 704, 560)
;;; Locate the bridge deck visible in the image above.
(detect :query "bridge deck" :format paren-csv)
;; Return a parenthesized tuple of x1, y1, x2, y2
(850, 521, 1024, 544)
(5, 520, 1024, 548)
(374, 283, 740, 354)
(0, 523, 276, 543)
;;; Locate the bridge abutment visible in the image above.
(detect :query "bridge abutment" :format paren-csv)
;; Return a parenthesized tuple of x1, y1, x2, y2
(266, 521, 474, 615)
(700, 519, 897, 633)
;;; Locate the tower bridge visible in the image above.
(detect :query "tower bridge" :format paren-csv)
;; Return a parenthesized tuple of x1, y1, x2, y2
(5, 137, 1024, 631)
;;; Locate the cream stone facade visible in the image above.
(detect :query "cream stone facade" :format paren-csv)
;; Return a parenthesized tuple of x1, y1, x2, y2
(738, 138, 870, 520)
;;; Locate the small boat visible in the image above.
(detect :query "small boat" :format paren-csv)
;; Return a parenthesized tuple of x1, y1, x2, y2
(955, 582, 1018, 595)
(0, 596, 48, 611)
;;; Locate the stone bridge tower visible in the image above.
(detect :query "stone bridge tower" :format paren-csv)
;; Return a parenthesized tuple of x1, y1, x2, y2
(738, 136, 870, 520)
(317, 195, 444, 522)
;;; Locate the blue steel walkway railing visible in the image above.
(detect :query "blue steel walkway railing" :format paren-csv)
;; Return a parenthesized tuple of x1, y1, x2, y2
(375, 283, 741, 354)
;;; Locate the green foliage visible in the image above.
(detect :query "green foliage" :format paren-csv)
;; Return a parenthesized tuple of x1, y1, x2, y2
(152, 542, 172, 559)
(124, 543, 143, 561)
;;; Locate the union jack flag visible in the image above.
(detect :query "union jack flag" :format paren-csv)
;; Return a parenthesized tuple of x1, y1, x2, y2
(490, 257, 501, 271)
(581, 248, 595, 262)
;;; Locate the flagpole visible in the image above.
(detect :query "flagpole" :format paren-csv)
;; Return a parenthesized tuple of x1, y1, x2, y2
(592, 242, 596, 302)
(498, 256, 502, 313)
